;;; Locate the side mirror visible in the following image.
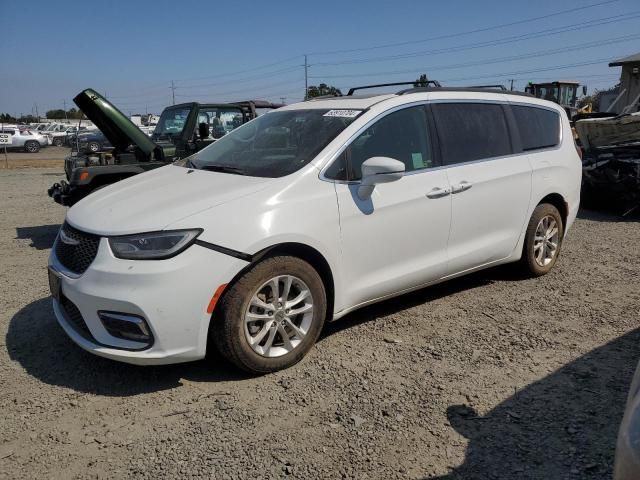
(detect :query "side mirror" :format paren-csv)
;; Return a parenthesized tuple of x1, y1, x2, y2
(358, 156, 405, 200)
(582, 85, 588, 96)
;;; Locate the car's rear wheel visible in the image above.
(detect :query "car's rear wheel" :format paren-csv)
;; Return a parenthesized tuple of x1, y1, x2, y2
(53, 137, 64, 147)
(212, 256, 327, 373)
(25, 141, 40, 153)
(520, 203, 564, 277)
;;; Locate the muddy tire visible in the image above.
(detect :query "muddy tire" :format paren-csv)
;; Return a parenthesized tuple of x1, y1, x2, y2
(520, 203, 564, 277)
(212, 256, 327, 373)
(24, 141, 40, 153)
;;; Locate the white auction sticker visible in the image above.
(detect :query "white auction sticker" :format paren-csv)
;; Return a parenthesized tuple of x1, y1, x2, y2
(323, 110, 361, 118)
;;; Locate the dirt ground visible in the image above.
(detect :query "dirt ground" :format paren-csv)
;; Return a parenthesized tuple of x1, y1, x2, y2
(0, 146, 67, 169)
(1, 168, 639, 479)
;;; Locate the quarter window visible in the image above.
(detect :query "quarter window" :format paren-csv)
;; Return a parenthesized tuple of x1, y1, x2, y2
(512, 105, 560, 151)
(432, 103, 512, 165)
(326, 105, 434, 181)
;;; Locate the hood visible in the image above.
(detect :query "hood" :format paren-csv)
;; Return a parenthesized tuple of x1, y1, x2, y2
(575, 112, 640, 151)
(66, 165, 277, 235)
(73, 89, 158, 155)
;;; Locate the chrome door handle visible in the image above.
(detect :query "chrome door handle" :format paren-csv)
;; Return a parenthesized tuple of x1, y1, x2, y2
(426, 187, 451, 199)
(451, 181, 472, 194)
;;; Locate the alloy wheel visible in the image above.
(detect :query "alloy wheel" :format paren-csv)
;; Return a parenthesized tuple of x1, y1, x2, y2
(533, 215, 559, 267)
(244, 275, 314, 358)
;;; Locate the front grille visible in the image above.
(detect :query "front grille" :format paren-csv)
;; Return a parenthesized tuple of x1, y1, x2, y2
(60, 295, 94, 342)
(55, 222, 99, 275)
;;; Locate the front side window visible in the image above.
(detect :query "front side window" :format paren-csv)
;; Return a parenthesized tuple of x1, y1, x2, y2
(512, 105, 560, 151)
(432, 103, 512, 165)
(186, 109, 361, 178)
(326, 105, 434, 181)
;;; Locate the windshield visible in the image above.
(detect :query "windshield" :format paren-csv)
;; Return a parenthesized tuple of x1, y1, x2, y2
(185, 109, 361, 178)
(154, 106, 191, 137)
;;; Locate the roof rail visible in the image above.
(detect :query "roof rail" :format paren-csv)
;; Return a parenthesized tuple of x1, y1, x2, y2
(347, 81, 441, 96)
(467, 84, 507, 91)
(398, 86, 533, 97)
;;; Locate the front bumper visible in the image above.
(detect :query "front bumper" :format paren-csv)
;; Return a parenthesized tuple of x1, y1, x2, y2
(48, 234, 247, 365)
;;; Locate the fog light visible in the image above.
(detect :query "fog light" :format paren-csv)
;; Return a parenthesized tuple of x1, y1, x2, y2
(98, 311, 153, 345)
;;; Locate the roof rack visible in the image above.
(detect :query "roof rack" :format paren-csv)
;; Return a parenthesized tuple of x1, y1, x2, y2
(397, 86, 533, 98)
(467, 84, 507, 91)
(347, 81, 442, 96)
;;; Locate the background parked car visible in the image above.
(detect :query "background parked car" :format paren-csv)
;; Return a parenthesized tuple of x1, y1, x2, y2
(0, 126, 48, 152)
(74, 130, 113, 153)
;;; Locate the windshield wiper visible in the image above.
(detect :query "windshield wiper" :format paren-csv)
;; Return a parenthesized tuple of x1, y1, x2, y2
(199, 164, 249, 176)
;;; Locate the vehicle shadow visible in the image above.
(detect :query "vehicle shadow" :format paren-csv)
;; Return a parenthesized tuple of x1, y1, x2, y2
(322, 265, 524, 339)
(427, 328, 640, 480)
(5, 298, 250, 396)
(15, 224, 60, 250)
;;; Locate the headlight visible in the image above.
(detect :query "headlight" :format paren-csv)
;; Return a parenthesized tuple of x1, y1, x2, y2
(108, 229, 202, 259)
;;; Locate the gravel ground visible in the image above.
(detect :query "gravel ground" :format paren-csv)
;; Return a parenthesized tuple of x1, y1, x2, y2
(1, 168, 639, 479)
(0, 146, 68, 169)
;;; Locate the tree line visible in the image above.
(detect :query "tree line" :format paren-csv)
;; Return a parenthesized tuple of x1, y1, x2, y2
(0, 108, 87, 124)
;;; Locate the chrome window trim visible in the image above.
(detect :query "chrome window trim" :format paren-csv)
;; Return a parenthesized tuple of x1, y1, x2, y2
(319, 98, 565, 185)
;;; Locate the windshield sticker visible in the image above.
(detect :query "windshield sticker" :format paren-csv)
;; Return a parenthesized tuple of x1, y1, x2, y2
(323, 110, 361, 118)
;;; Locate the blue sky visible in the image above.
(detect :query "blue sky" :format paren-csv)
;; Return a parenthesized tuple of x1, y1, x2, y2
(1, 0, 638, 116)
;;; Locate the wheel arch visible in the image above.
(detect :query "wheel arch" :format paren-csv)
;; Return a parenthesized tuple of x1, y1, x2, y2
(209, 241, 336, 323)
(537, 192, 568, 230)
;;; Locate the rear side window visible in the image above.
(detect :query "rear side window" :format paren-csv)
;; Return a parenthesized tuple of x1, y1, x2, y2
(432, 103, 512, 165)
(512, 105, 560, 151)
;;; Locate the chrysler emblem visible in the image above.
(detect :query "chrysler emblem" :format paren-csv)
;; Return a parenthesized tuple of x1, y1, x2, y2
(59, 230, 80, 246)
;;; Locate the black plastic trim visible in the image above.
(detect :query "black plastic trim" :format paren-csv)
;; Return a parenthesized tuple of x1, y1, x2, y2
(194, 240, 253, 262)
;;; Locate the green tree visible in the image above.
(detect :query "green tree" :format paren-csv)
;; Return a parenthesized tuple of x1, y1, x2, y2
(46, 109, 66, 119)
(306, 83, 342, 99)
(414, 73, 430, 87)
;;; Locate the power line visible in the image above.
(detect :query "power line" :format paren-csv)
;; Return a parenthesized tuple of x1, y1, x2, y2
(308, 0, 620, 56)
(309, 34, 640, 80)
(311, 12, 640, 68)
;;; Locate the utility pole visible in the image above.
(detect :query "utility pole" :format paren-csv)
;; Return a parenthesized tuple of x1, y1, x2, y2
(304, 55, 309, 100)
(510, 79, 514, 91)
(170, 80, 176, 105)
(63, 100, 68, 120)
(35, 103, 39, 121)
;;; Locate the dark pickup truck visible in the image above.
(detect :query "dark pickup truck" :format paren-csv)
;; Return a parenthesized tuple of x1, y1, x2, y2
(48, 89, 282, 206)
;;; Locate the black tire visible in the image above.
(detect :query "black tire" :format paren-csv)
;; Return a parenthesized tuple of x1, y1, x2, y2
(53, 137, 64, 147)
(88, 142, 100, 152)
(520, 203, 564, 277)
(24, 141, 40, 153)
(212, 256, 327, 373)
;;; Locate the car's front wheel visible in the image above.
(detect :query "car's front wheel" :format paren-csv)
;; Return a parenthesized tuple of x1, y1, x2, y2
(24, 141, 40, 153)
(52, 137, 64, 147)
(212, 256, 327, 373)
(520, 203, 564, 277)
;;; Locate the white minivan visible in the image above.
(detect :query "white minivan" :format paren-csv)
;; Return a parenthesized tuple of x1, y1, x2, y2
(48, 86, 581, 372)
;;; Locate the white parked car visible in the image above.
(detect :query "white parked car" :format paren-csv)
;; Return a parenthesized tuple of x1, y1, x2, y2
(48, 86, 581, 372)
(1, 126, 48, 152)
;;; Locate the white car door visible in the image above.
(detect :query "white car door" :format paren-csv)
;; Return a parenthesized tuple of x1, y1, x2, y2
(430, 102, 532, 276)
(327, 105, 452, 309)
